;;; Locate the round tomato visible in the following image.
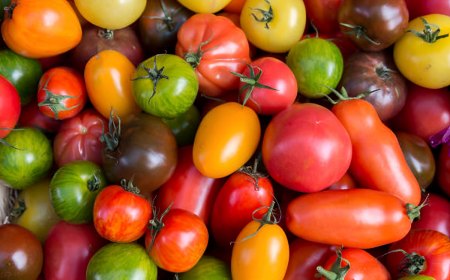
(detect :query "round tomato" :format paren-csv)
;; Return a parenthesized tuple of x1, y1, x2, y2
(179, 255, 231, 280)
(18, 100, 61, 134)
(1, 0, 82, 58)
(161, 105, 201, 147)
(84, 49, 141, 119)
(438, 143, 450, 197)
(412, 193, 450, 236)
(74, 0, 146, 30)
(193, 101, 261, 178)
(0, 74, 21, 139)
(178, 0, 232, 13)
(405, 0, 450, 21)
(303, 0, 342, 34)
(240, 0, 306, 53)
(37, 66, 87, 120)
(394, 14, 450, 89)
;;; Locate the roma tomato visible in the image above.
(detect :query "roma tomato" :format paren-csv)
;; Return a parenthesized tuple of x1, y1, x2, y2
(84, 49, 141, 119)
(193, 102, 261, 179)
(145, 208, 209, 273)
(1, 0, 82, 58)
(37, 66, 87, 120)
(286, 189, 419, 249)
(175, 13, 251, 97)
(178, 0, 232, 13)
(394, 14, 450, 89)
(0, 74, 20, 139)
(240, 0, 306, 53)
(74, 0, 146, 30)
(262, 102, 352, 193)
(93, 183, 152, 243)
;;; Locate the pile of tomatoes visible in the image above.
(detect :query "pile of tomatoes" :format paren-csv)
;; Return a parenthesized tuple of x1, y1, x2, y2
(0, 0, 450, 279)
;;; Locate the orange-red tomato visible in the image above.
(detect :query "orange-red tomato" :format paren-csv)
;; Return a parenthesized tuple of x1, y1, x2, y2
(1, 0, 82, 58)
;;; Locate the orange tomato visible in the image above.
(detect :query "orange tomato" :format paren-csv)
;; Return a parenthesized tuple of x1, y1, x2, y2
(1, 0, 82, 58)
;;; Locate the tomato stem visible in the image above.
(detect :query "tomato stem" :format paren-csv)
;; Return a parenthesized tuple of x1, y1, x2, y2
(239, 153, 268, 191)
(3, 2, 15, 20)
(408, 17, 449, 43)
(142, 0, 178, 31)
(100, 110, 121, 152)
(87, 174, 102, 192)
(316, 249, 350, 280)
(184, 40, 210, 69)
(147, 202, 173, 251)
(98, 29, 114, 40)
(120, 179, 141, 195)
(324, 86, 379, 105)
(379, 248, 426, 276)
(339, 22, 381, 46)
(250, 0, 273, 29)
(132, 55, 168, 101)
(8, 198, 26, 219)
(38, 77, 79, 120)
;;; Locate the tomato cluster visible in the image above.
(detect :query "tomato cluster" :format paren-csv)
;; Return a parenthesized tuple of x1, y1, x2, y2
(0, 0, 450, 279)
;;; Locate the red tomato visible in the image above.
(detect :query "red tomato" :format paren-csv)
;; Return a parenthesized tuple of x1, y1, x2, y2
(145, 208, 209, 273)
(0, 74, 21, 139)
(93, 184, 152, 243)
(438, 143, 450, 197)
(37, 66, 87, 120)
(303, 0, 343, 34)
(385, 229, 450, 279)
(175, 13, 251, 97)
(412, 193, 450, 237)
(234, 56, 297, 115)
(53, 108, 107, 167)
(262, 102, 352, 193)
(405, 0, 450, 19)
(327, 172, 357, 190)
(210, 167, 274, 248)
(155, 145, 223, 226)
(18, 99, 61, 134)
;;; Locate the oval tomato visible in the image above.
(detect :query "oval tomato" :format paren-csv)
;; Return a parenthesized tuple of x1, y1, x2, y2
(193, 101, 261, 178)
(178, 0, 232, 13)
(1, 0, 82, 58)
(0, 74, 21, 139)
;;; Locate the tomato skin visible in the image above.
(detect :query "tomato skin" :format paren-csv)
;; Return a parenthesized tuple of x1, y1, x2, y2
(175, 13, 251, 97)
(1, 0, 82, 58)
(438, 144, 450, 197)
(18, 100, 61, 134)
(93, 185, 152, 243)
(193, 102, 261, 178)
(332, 98, 422, 206)
(0, 74, 21, 138)
(412, 193, 450, 236)
(405, 0, 450, 19)
(178, 0, 232, 13)
(286, 189, 413, 249)
(303, 0, 342, 34)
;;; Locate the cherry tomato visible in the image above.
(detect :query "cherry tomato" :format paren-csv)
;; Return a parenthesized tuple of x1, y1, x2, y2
(0, 74, 21, 139)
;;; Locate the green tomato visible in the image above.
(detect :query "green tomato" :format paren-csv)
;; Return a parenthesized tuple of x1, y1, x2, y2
(162, 105, 201, 146)
(179, 255, 231, 280)
(397, 276, 435, 280)
(132, 53, 199, 118)
(0, 127, 53, 189)
(50, 160, 106, 224)
(286, 37, 343, 99)
(86, 242, 158, 280)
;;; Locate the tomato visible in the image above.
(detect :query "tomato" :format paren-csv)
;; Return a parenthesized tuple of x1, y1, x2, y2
(286, 38, 343, 99)
(18, 100, 61, 134)
(177, 0, 232, 13)
(74, 0, 146, 30)
(84, 49, 141, 119)
(0, 127, 53, 190)
(412, 193, 450, 236)
(398, 276, 436, 280)
(10, 178, 60, 243)
(303, 0, 342, 34)
(44, 221, 107, 280)
(262, 102, 352, 193)
(317, 248, 390, 280)
(234, 56, 297, 115)
(223, 0, 245, 13)
(132, 53, 199, 118)
(231, 202, 289, 280)
(161, 105, 201, 147)
(240, 0, 306, 53)
(179, 255, 231, 280)
(50, 160, 107, 224)
(405, 0, 450, 19)
(0, 74, 20, 139)
(327, 172, 357, 190)
(338, 0, 409, 51)
(1, 0, 82, 58)
(175, 13, 251, 97)
(86, 243, 158, 280)
(332, 96, 422, 206)
(210, 166, 274, 247)
(394, 14, 450, 89)
(36, 66, 87, 120)
(385, 229, 450, 279)
(53, 108, 107, 167)
(0, 224, 43, 280)
(193, 102, 261, 178)
(93, 183, 152, 243)
(286, 188, 419, 249)
(145, 208, 209, 273)
(438, 143, 450, 197)
(155, 145, 223, 226)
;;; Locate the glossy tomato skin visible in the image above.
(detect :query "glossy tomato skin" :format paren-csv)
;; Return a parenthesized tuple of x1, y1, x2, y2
(145, 208, 209, 273)
(93, 185, 152, 243)
(1, 0, 82, 58)
(18, 100, 61, 134)
(385, 229, 450, 279)
(161, 105, 201, 147)
(176, 13, 251, 97)
(262, 102, 352, 193)
(438, 144, 450, 197)
(412, 193, 450, 236)
(286, 189, 413, 249)
(178, 255, 232, 279)
(178, 0, 232, 13)
(0, 75, 21, 138)
(332, 98, 422, 206)
(44, 221, 107, 280)
(193, 102, 261, 178)
(405, 0, 450, 19)
(303, 0, 342, 34)
(0, 224, 43, 280)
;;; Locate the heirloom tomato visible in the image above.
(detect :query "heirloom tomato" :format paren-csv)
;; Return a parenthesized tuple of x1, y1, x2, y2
(161, 105, 201, 147)
(412, 193, 450, 236)
(175, 13, 251, 97)
(18, 100, 61, 134)
(193, 102, 261, 179)
(84, 49, 141, 119)
(405, 0, 450, 19)
(179, 255, 232, 280)
(0, 75, 20, 139)
(1, 0, 82, 58)
(240, 0, 306, 53)
(303, 0, 342, 34)
(438, 143, 450, 197)
(394, 14, 450, 89)
(178, 0, 232, 13)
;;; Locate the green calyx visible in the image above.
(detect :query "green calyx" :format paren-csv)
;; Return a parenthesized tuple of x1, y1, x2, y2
(339, 22, 381, 46)
(250, 0, 273, 29)
(99, 110, 121, 152)
(132, 55, 168, 101)
(408, 17, 449, 43)
(316, 249, 350, 280)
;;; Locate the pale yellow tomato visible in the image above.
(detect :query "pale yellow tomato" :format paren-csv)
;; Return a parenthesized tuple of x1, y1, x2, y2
(178, 0, 233, 13)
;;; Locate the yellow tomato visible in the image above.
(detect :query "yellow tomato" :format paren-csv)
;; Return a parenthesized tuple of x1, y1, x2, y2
(84, 50, 141, 119)
(193, 102, 261, 178)
(178, 0, 233, 14)
(240, 0, 307, 53)
(394, 14, 450, 89)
